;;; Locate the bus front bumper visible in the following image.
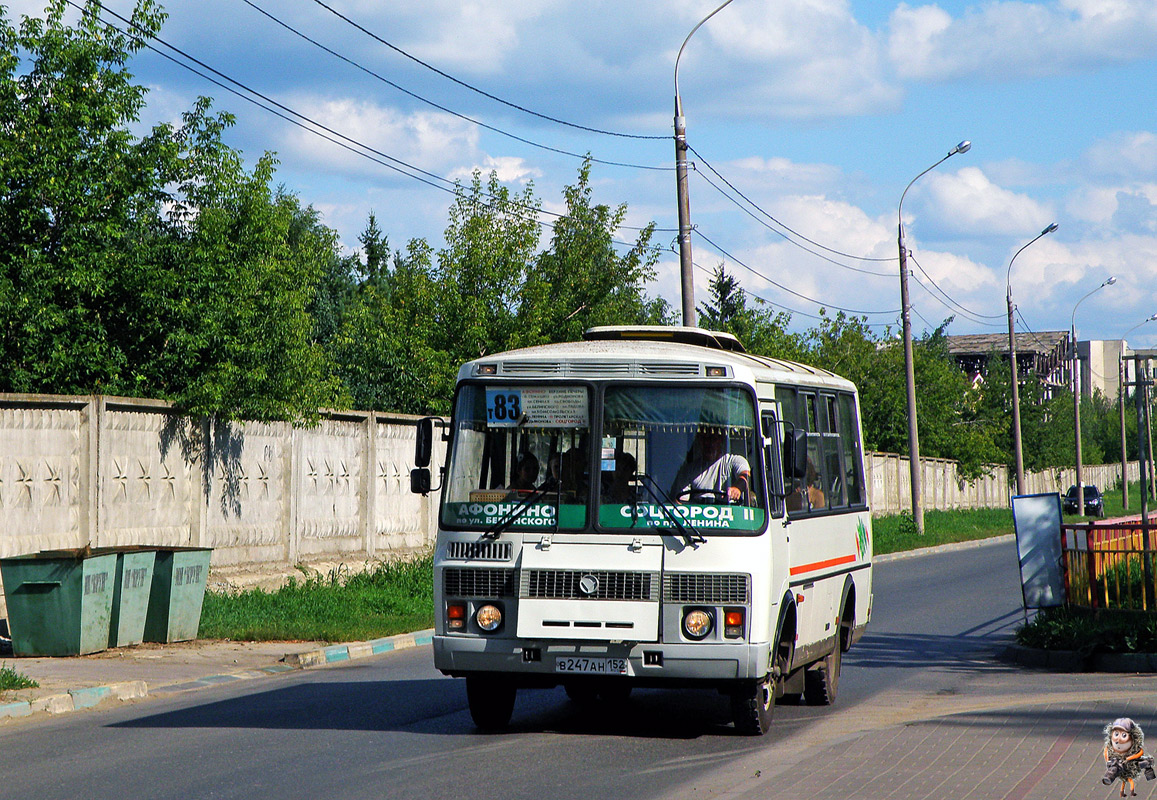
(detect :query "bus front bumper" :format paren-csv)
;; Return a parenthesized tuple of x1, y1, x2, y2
(433, 635, 773, 684)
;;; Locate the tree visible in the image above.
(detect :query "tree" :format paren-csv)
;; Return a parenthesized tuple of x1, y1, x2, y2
(0, 2, 344, 420)
(522, 159, 669, 344)
(695, 263, 802, 360)
(432, 170, 541, 364)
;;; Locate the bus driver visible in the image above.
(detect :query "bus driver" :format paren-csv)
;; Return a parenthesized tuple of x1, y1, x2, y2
(671, 430, 751, 504)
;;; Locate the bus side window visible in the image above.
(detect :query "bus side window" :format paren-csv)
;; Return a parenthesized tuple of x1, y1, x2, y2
(761, 412, 784, 517)
(838, 394, 866, 506)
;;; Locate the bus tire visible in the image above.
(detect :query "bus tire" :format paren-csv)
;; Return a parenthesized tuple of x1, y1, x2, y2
(804, 623, 845, 705)
(466, 675, 516, 731)
(730, 674, 774, 735)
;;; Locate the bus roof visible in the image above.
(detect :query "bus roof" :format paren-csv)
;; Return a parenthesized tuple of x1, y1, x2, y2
(460, 326, 857, 392)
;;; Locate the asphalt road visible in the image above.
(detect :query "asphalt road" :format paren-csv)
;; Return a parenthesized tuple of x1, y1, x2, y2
(0, 539, 1025, 800)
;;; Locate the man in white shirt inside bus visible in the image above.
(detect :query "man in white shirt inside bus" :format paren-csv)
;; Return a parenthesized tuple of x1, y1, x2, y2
(671, 430, 750, 505)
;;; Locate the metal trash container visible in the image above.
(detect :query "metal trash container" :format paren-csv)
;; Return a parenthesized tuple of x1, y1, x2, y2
(143, 548, 211, 643)
(108, 549, 157, 648)
(0, 550, 117, 656)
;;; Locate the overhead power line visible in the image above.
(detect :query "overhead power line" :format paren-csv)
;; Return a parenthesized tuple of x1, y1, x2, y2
(73, 1, 668, 244)
(688, 143, 895, 268)
(907, 252, 1003, 325)
(693, 229, 901, 317)
(240, 0, 672, 173)
(307, 0, 667, 141)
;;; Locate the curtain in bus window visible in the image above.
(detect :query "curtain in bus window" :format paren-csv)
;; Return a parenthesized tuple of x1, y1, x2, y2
(838, 394, 866, 506)
(603, 387, 755, 432)
(822, 395, 846, 507)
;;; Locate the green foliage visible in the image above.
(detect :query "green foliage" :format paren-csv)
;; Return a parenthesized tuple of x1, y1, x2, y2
(873, 507, 1012, 555)
(200, 553, 434, 642)
(0, 2, 344, 421)
(1016, 606, 1157, 654)
(697, 263, 804, 360)
(327, 160, 671, 413)
(0, 663, 38, 692)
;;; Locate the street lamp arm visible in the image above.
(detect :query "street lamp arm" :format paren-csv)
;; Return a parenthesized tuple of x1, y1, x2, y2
(1007, 222, 1058, 291)
(674, 0, 737, 110)
(898, 142, 971, 234)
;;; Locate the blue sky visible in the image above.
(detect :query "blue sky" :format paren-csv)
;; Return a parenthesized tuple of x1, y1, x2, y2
(12, 0, 1157, 348)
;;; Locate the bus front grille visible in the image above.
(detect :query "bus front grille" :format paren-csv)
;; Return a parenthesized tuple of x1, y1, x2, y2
(443, 567, 516, 598)
(520, 569, 660, 601)
(446, 541, 513, 562)
(663, 573, 751, 604)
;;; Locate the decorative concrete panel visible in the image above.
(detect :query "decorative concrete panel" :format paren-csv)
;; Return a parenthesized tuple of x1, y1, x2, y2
(103, 409, 196, 548)
(0, 408, 83, 556)
(298, 418, 362, 541)
(205, 420, 288, 551)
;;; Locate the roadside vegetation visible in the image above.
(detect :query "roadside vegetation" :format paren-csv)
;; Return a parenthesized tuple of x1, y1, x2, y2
(0, 663, 38, 694)
(199, 554, 435, 642)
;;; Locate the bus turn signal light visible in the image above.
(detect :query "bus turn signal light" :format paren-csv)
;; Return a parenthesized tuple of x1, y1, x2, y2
(447, 603, 466, 631)
(724, 608, 745, 639)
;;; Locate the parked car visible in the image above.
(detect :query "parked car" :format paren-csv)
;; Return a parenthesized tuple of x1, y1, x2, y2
(1063, 484, 1105, 517)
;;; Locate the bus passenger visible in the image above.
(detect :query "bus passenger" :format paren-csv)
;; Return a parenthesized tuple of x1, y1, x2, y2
(671, 430, 750, 504)
(604, 452, 638, 503)
(507, 453, 539, 495)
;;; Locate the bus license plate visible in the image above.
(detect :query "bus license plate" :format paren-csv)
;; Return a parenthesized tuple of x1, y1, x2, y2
(555, 657, 630, 675)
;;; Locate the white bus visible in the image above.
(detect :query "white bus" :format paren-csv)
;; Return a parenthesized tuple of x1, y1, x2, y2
(411, 326, 873, 734)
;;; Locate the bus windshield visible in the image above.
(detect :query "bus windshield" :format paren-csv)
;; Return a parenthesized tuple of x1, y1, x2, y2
(598, 385, 766, 534)
(441, 384, 591, 531)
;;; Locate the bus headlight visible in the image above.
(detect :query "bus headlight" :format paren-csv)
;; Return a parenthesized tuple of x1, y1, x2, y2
(682, 608, 713, 640)
(476, 604, 503, 632)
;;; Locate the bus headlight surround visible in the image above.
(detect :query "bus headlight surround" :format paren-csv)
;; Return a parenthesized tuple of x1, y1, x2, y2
(476, 603, 504, 632)
(682, 608, 713, 640)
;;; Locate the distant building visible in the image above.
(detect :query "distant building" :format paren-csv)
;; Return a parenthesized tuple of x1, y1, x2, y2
(945, 332, 1143, 400)
(945, 331, 1069, 398)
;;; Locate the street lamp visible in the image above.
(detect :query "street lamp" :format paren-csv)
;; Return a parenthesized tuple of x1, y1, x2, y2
(1006, 222, 1058, 496)
(897, 140, 971, 535)
(1071, 275, 1117, 514)
(674, 0, 736, 327)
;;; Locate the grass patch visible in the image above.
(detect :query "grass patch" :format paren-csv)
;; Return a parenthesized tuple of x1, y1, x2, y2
(200, 553, 433, 643)
(873, 507, 1012, 555)
(0, 663, 38, 692)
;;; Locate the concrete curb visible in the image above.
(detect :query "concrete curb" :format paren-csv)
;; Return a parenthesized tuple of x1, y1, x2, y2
(0, 629, 435, 722)
(283, 630, 434, 669)
(875, 533, 1015, 563)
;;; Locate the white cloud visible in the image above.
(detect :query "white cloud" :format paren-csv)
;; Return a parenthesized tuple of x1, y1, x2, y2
(279, 98, 479, 178)
(447, 155, 542, 185)
(347, 0, 558, 75)
(917, 167, 1055, 236)
(888, 0, 1157, 82)
(687, 0, 902, 119)
(1083, 131, 1157, 181)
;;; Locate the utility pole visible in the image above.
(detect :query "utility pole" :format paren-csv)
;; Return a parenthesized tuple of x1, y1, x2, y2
(1121, 355, 1129, 511)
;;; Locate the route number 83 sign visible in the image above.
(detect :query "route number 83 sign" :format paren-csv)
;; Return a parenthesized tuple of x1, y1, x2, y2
(485, 387, 588, 428)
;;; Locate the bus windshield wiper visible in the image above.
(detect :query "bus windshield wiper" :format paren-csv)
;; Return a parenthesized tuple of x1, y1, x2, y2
(635, 474, 706, 547)
(481, 486, 556, 539)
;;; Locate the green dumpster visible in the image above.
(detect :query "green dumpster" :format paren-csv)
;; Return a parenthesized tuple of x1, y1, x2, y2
(143, 548, 211, 643)
(108, 549, 156, 648)
(0, 550, 117, 656)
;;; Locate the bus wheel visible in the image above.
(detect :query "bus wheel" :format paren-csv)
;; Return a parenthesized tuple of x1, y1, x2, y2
(466, 675, 516, 731)
(730, 674, 774, 735)
(803, 634, 841, 706)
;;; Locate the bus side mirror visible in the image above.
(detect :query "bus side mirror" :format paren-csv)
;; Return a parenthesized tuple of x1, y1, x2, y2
(784, 428, 807, 480)
(411, 468, 431, 496)
(415, 417, 434, 468)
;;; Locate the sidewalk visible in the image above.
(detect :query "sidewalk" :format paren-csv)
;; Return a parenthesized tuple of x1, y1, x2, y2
(0, 630, 433, 721)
